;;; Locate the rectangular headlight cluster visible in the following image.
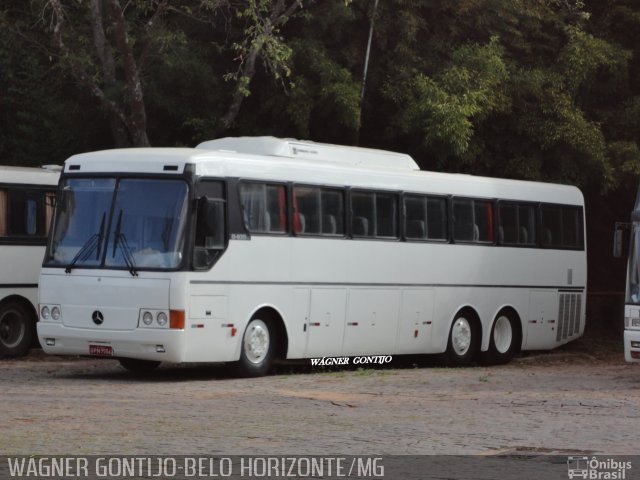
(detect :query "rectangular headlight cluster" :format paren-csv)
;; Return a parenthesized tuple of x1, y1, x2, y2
(138, 309, 170, 329)
(138, 309, 185, 330)
(40, 304, 62, 322)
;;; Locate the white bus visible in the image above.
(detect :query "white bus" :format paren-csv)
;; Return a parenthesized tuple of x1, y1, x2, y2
(37, 137, 586, 375)
(1, 166, 59, 357)
(615, 187, 640, 363)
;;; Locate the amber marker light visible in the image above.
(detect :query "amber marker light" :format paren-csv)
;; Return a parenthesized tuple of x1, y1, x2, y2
(170, 310, 185, 329)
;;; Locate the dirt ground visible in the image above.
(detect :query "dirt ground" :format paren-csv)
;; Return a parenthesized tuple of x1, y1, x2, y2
(1, 333, 639, 457)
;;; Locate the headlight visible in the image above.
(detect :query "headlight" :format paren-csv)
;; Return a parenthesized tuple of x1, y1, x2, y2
(157, 312, 168, 326)
(51, 306, 61, 321)
(41, 306, 50, 320)
(142, 311, 153, 326)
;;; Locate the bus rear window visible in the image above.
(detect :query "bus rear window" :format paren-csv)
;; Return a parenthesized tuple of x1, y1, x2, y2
(541, 205, 584, 249)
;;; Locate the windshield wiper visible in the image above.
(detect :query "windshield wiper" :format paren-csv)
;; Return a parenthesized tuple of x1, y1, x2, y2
(65, 213, 106, 273)
(112, 209, 138, 277)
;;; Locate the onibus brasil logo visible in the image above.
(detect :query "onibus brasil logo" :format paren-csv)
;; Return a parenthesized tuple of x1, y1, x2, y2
(567, 456, 632, 479)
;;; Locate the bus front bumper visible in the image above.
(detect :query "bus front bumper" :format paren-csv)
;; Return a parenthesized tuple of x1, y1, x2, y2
(37, 322, 185, 363)
(624, 329, 640, 363)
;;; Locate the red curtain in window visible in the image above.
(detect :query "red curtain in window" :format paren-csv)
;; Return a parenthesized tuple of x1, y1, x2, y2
(486, 202, 494, 242)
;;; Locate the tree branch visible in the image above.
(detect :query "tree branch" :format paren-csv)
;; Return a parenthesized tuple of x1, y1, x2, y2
(105, 0, 150, 146)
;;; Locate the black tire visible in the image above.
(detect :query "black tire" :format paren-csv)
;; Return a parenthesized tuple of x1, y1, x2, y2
(232, 316, 277, 377)
(118, 358, 161, 374)
(482, 312, 518, 365)
(445, 312, 479, 366)
(0, 301, 35, 358)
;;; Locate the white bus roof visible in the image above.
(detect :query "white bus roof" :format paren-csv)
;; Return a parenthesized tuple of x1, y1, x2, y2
(196, 137, 420, 171)
(61, 137, 584, 206)
(0, 165, 61, 186)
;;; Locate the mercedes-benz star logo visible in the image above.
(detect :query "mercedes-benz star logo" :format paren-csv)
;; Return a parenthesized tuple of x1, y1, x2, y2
(92, 310, 104, 325)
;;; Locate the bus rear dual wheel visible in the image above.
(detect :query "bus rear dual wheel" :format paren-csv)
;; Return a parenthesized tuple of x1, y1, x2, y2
(445, 311, 517, 366)
(0, 301, 35, 358)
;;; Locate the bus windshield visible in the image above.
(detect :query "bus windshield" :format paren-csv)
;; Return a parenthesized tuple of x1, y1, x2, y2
(46, 178, 189, 270)
(627, 224, 640, 304)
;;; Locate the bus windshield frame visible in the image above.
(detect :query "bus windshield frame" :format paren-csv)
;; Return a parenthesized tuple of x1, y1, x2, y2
(44, 176, 191, 272)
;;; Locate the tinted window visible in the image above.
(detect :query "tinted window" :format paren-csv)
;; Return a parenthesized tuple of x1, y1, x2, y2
(293, 186, 345, 236)
(498, 202, 536, 246)
(0, 189, 6, 236)
(453, 198, 494, 243)
(239, 183, 287, 234)
(5, 190, 51, 237)
(376, 193, 398, 238)
(351, 191, 398, 239)
(404, 194, 447, 241)
(351, 191, 375, 237)
(294, 186, 321, 234)
(541, 205, 583, 248)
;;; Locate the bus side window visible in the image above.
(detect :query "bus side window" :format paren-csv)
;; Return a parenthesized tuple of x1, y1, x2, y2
(351, 191, 375, 238)
(321, 189, 344, 236)
(454, 198, 493, 243)
(293, 186, 321, 234)
(376, 193, 398, 238)
(473, 200, 493, 242)
(453, 199, 474, 242)
(540, 205, 562, 247)
(239, 182, 287, 234)
(404, 195, 427, 240)
(7, 190, 41, 237)
(0, 189, 6, 236)
(562, 207, 582, 248)
(426, 196, 447, 240)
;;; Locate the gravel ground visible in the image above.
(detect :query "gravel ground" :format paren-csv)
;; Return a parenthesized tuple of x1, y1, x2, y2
(1, 335, 639, 457)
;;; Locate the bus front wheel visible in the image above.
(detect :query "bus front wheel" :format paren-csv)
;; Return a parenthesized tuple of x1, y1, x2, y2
(445, 313, 479, 366)
(0, 301, 34, 358)
(233, 316, 277, 377)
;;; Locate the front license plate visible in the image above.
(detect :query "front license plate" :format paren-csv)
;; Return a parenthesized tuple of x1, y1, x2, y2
(89, 345, 113, 357)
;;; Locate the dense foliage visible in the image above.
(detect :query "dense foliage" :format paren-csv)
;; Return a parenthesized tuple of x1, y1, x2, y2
(1, 0, 637, 295)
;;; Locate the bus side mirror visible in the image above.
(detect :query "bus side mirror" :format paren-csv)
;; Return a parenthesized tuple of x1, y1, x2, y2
(614, 221, 630, 258)
(197, 197, 225, 249)
(614, 228, 623, 258)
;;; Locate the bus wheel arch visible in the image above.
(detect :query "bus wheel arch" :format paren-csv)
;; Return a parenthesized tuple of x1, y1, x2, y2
(482, 307, 522, 365)
(0, 295, 38, 357)
(234, 306, 288, 377)
(445, 306, 482, 366)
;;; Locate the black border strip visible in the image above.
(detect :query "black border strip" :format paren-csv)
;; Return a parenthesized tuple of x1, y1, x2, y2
(190, 280, 586, 290)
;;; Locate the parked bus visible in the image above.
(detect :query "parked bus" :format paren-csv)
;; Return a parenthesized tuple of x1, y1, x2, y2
(1, 166, 60, 357)
(614, 187, 640, 363)
(37, 137, 586, 375)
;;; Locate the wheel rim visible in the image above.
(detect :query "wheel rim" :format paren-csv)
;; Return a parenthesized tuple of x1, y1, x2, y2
(493, 315, 513, 354)
(0, 309, 25, 349)
(243, 319, 270, 364)
(451, 317, 472, 356)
